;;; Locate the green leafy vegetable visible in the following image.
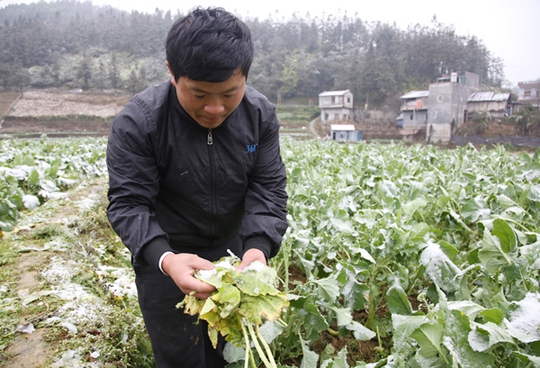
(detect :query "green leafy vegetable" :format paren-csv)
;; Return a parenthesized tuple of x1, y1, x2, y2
(177, 255, 289, 368)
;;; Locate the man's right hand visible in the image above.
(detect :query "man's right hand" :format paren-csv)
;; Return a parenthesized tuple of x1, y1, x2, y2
(161, 253, 216, 299)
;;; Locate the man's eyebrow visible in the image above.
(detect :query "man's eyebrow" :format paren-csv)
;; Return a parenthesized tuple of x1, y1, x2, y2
(189, 85, 243, 94)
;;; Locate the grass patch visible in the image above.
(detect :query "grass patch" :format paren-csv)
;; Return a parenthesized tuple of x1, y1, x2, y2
(277, 105, 320, 126)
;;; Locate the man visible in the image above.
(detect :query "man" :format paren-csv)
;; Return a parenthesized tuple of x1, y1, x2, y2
(106, 7, 288, 368)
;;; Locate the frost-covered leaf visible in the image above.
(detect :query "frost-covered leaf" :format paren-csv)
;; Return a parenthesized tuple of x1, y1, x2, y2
(420, 241, 461, 293)
(223, 342, 245, 363)
(300, 339, 319, 368)
(468, 321, 515, 352)
(447, 300, 484, 319)
(345, 320, 376, 341)
(321, 346, 349, 368)
(461, 197, 491, 222)
(507, 293, 540, 343)
(392, 314, 429, 352)
(411, 322, 446, 359)
(442, 308, 495, 367)
(259, 320, 285, 344)
(401, 197, 427, 217)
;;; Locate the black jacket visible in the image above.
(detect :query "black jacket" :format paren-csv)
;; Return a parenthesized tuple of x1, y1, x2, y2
(106, 80, 288, 268)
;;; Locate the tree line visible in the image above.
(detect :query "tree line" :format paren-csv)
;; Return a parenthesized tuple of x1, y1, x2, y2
(0, 0, 505, 108)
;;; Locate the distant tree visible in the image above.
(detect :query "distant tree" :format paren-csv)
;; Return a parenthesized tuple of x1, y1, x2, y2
(108, 53, 121, 93)
(0, 1, 507, 105)
(77, 54, 92, 90)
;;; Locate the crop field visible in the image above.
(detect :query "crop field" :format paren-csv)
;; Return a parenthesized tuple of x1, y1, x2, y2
(0, 137, 539, 367)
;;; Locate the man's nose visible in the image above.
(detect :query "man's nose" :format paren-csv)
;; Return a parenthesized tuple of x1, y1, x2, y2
(204, 101, 225, 114)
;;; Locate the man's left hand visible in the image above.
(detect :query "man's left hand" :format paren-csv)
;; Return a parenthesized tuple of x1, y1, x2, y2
(238, 248, 266, 272)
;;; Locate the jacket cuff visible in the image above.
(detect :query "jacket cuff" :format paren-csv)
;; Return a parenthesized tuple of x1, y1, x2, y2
(141, 237, 175, 269)
(244, 236, 274, 260)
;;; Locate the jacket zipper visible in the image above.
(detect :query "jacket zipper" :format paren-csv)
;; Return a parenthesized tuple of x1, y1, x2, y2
(207, 128, 216, 237)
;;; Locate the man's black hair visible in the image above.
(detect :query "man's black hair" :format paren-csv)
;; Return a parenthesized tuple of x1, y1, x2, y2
(166, 7, 254, 83)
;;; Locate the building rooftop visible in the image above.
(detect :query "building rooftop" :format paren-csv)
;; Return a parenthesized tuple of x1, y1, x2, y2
(518, 81, 540, 88)
(400, 90, 429, 99)
(330, 124, 356, 131)
(319, 90, 351, 97)
(468, 91, 510, 102)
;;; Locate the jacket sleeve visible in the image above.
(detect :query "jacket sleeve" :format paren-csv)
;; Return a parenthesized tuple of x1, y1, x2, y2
(106, 100, 174, 267)
(241, 108, 288, 259)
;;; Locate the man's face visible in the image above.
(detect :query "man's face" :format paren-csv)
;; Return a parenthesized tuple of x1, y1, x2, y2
(170, 68, 246, 129)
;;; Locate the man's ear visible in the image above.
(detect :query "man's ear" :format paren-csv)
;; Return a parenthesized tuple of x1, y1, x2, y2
(165, 61, 177, 86)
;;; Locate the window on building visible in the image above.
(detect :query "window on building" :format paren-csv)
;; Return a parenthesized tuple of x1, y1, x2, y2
(432, 110, 438, 119)
(410, 114, 413, 120)
(437, 95, 444, 102)
(524, 90, 531, 97)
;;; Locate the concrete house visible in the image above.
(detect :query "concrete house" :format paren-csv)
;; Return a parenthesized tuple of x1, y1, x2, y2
(427, 72, 480, 143)
(467, 91, 512, 119)
(397, 72, 481, 143)
(319, 90, 354, 124)
(517, 81, 540, 106)
(397, 90, 429, 128)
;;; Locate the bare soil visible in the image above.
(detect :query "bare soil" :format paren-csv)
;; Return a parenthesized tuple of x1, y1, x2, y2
(1, 90, 130, 135)
(1, 177, 109, 368)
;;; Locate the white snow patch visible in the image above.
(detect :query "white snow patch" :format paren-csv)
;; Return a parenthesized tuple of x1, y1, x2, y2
(97, 266, 137, 298)
(507, 293, 540, 343)
(468, 329, 490, 352)
(244, 260, 265, 273)
(17, 323, 35, 334)
(76, 195, 97, 211)
(51, 348, 100, 368)
(41, 257, 113, 338)
(420, 241, 461, 292)
(22, 194, 40, 210)
(198, 268, 217, 281)
(61, 321, 78, 334)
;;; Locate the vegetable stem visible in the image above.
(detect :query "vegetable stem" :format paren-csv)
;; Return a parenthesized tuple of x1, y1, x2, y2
(240, 318, 251, 368)
(255, 324, 278, 368)
(246, 320, 275, 368)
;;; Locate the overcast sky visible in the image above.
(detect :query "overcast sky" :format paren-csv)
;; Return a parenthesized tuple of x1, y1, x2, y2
(1, 0, 539, 87)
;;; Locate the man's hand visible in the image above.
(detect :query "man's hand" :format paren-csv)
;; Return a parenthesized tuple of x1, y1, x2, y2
(162, 253, 216, 299)
(237, 248, 267, 272)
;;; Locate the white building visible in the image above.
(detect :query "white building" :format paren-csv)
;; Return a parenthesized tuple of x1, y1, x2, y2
(330, 124, 362, 142)
(319, 90, 354, 123)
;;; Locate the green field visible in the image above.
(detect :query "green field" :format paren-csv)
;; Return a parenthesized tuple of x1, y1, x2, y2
(1, 137, 540, 367)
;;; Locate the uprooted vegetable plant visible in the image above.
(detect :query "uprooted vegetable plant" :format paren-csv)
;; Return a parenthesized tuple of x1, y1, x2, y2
(177, 254, 289, 368)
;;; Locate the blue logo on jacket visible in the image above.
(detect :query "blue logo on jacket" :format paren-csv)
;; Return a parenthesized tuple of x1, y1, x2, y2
(246, 143, 258, 153)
